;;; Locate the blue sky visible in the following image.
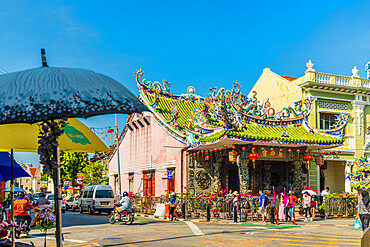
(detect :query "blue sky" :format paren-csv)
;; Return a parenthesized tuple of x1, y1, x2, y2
(1, 0, 369, 164)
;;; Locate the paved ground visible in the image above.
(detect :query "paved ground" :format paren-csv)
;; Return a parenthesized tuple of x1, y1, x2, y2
(16, 211, 362, 247)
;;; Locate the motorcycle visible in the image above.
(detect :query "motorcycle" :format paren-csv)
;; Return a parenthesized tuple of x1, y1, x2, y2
(108, 206, 134, 225)
(14, 215, 30, 238)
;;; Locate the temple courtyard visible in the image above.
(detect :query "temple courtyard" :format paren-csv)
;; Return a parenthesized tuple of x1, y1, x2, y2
(16, 212, 361, 247)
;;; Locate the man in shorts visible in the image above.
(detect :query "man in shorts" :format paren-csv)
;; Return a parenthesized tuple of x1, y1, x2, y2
(258, 190, 266, 223)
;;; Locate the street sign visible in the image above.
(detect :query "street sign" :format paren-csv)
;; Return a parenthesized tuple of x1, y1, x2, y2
(167, 171, 172, 179)
(76, 173, 84, 185)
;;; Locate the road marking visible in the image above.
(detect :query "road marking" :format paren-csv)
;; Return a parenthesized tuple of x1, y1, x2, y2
(185, 221, 205, 235)
(335, 224, 350, 226)
(28, 235, 87, 243)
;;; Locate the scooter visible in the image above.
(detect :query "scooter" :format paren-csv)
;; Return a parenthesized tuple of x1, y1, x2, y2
(14, 215, 30, 238)
(108, 206, 134, 225)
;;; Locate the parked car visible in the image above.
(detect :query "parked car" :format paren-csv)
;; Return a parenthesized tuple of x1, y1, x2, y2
(78, 185, 114, 215)
(32, 192, 42, 207)
(61, 198, 66, 213)
(65, 196, 79, 211)
(46, 194, 55, 208)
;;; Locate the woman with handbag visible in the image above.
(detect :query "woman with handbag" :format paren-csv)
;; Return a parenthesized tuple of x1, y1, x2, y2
(356, 191, 370, 231)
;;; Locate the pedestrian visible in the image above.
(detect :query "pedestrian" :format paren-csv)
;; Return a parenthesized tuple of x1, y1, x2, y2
(258, 190, 267, 223)
(288, 191, 297, 220)
(310, 195, 317, 220)
(303, 192, 312, 222)
(284, 193, 290, 220)
(169, 192, 178, 221)
(321, 187, 331, 196)
(278, 193, 285, 221)
(232, 191, 239, 223)
(356, 191, 370, 231)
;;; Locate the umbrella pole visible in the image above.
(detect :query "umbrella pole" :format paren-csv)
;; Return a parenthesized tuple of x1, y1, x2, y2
(10, 149, 15, 247)
(54, 147, 62, 247)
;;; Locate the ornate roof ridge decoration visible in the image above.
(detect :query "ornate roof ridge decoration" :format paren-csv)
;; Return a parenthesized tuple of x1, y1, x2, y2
(135, 69, 347, 147)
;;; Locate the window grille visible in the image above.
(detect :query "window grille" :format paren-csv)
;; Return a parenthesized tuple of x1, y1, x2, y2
(318, 101, 348, 111)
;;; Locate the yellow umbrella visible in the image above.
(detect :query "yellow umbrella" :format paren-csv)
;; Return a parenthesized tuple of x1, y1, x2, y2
(0, 118, 109, 153)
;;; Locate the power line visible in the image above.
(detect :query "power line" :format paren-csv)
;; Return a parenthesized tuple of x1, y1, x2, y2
(0, 65, 8, 74)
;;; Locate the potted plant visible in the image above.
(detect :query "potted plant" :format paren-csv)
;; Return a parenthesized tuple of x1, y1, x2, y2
(32, 205, 56, 247)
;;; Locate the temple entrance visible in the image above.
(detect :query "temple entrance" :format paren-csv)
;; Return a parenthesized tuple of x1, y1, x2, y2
(250, 160, 291, 193)
(227, 163, 240, 192)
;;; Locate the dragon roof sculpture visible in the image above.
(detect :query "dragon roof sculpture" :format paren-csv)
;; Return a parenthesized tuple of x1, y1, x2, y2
(136, 69, 347, 149)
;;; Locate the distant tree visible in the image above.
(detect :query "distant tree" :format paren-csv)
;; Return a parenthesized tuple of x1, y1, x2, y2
(60, 152, 89, 187)
(41, 172, 49, 181)
(83, 160, 108, 186)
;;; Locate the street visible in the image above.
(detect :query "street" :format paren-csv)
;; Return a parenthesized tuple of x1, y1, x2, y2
(16, 211, 362, 247)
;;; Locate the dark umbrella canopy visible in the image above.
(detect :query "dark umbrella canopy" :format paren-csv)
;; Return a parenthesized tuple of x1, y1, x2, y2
(0, 66, 147, 124)
(0, 152, 30, 182)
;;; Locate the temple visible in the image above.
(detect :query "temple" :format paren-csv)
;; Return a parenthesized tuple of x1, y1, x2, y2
(109, 69, 347, 196)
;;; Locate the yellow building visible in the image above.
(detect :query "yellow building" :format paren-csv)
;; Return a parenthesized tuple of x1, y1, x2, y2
(250, 60, 370, 193)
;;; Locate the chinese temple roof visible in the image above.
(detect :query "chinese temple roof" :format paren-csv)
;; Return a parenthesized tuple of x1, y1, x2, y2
(136, 69, 346, 149)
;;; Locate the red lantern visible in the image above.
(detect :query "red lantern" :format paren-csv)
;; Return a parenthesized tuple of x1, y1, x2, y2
(232, 146, 236, 150)
(305, 150, 309, 153)
(224, 145, 228, 153)
(261, 148, 266, 151)
(279, 149, 283, 152)
(251, 147, 256, 152)
(270, 148, 274, 152)
(337, 150, 342, 154)
(313, 150, 318, 153)
(197, 151, 200, 155)
(248, 152, 259, 169)
(288, 149, 292, 158)
(242, 147, 246, 156)
(205, 150, 209, 154)
(108, 128, 114, 133)
(201, 150, 204, 154)
(303, 154, 314, 170)
(297, 149, 301, 153)
(322, 151, 326, 155)
(218, 148, 222, 152)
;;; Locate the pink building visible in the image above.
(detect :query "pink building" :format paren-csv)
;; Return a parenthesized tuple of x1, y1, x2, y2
(108, 112, 186, 196)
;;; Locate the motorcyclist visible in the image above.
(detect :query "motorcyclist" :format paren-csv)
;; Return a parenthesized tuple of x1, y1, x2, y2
(36, 192, 50, 207)
(114, 191, 131, 220)
(14, 192, 34, 231)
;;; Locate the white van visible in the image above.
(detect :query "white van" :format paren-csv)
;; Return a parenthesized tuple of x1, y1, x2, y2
(78, 185, 115, 215)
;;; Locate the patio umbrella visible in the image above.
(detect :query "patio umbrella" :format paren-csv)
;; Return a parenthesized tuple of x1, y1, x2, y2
(0, 152, 30, 182)
(0, 49, 146, 247)
(0, 118, 109, 153)
(301, 188, 318, 196)
(3, 186, 26, 193)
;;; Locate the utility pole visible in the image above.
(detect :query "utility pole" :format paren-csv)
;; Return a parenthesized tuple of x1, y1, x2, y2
(115, 114, 122, 199)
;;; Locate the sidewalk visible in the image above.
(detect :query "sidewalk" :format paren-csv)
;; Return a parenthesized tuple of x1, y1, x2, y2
(135, 213, 356, 227)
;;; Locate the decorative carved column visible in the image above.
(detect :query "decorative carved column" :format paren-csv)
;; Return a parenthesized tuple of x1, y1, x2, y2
(239, 159, 250, 194)
(213, 163, 222, 191)
(187, 156, 195, 195)
(293, 161, 303, 196)
(264, 164, 271, 190)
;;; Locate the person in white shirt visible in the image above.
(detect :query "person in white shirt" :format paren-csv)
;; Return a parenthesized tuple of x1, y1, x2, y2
(321, 187, 330, 196)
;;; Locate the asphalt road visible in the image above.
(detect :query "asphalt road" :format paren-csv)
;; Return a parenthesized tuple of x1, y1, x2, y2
(16, 211, 362, 247)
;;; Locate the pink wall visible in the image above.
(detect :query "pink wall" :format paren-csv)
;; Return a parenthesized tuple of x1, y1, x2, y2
(109, 112, 186, 196)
